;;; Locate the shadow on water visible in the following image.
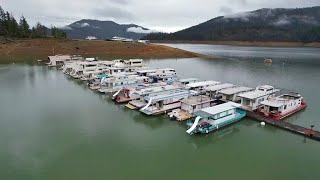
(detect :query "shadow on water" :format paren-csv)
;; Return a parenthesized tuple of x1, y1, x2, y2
(132, 114, 167, 130)
(187, 127, 241, 149)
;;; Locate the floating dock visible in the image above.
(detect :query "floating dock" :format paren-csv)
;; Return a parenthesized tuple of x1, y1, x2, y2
(247, 111, 320, 141)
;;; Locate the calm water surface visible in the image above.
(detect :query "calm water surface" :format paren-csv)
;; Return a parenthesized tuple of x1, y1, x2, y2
(1, 44, 320, 179)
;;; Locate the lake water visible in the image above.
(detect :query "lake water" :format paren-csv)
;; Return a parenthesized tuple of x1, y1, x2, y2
(1, 44, 320, 179)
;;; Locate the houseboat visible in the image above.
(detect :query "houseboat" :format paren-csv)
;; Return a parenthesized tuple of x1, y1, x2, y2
(136, 68, 177, 81)
(139, 89, 199, 115)
(205, 83, 236, 98)
(126, 85, 184, 109)
(47, 55, 83, 67)
(112, 82, 167, 103)
(113, 59, 146, 72)
(176, 78, 199, 86)
(62, 61, 78, 75)
(69, 61, 99, 79)
(257, 92, 307, 120)
(80, 61, 115, 81)
(238, 85, 280, 111)
(87, 74, 109, 90)
(186, 80, 221, 93)
(98, 75, 149, 93)
(168, 95, 217, 121)
(186, 102, 246, 135)
(218, 86, 253, 103)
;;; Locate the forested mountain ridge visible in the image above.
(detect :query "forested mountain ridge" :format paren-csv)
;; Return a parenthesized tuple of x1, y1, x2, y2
(63, 19, 151, 40)
(144, 6, 320, 42)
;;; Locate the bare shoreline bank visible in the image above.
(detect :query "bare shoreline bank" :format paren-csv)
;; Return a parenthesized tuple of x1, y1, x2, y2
(0, 39, 207, 63)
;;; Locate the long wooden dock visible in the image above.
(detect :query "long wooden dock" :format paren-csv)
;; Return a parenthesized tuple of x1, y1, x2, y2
(246, 111, 320, 141)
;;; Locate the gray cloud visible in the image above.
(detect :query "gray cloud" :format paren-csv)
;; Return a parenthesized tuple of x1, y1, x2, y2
(273, 16, 291, 26)
(2, 0, 320, 32)
(219, 6, 234, 15)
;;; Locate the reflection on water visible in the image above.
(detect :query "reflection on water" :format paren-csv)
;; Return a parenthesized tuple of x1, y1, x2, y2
(161, 43, 320, 65)
(188, 126, 241, 149)
(133, 114, 167, 130)
(1, 45, 320, 179)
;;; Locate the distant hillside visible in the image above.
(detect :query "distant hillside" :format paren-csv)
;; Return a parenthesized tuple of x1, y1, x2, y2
(63, 19, 152, 40)
(144, 6, 320, 42)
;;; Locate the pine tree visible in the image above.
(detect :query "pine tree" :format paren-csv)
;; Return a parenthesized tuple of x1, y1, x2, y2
(18, 16, 30, 38)
(0, 6, 6, 36)
(5, 12, 19, 37)
(31, 27, 37, 38)
(51, 26, 67, 38)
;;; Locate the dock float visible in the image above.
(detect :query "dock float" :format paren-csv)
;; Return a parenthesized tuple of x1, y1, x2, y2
(247, 111, 320, 141)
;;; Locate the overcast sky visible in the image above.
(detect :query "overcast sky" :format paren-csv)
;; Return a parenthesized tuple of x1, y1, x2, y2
(1, 0, 320, 32)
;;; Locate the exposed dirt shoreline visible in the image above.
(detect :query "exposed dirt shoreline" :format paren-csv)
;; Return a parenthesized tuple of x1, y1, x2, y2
(0, 39, 205, 63)
(153, 40, 320, 48)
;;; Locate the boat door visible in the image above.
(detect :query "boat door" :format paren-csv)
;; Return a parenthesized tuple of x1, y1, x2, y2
(158, 100, 164, 108)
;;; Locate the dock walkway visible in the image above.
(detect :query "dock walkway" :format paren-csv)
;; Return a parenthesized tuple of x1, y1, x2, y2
(247, 111, 320, 141)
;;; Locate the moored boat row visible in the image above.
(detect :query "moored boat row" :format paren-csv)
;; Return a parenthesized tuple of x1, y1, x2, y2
(48, 55, 308, 137)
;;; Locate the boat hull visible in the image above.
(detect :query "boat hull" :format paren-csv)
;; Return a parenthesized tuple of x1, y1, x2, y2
(259, 103, 307, 120)
(187, 109, 246, 135)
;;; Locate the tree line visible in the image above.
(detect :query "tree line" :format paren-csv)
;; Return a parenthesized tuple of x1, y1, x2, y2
(0, 6, 67, 39)
(143, 7, 320, 43)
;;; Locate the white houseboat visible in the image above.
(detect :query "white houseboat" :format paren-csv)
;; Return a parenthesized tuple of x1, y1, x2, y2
(238, 85, 280, 111)
(98, 75, 149, 93)
(186, 102, 246, 135)
(218, 86, 253, 103)
(112, 82, 168, 103)
(186, 80, 221, 93)
(48, 55, 83, 67)
(257, 92, 307, 120)
(139, 89, 199, 115)
(80, 61, 115, 81)
(113, 59, 146, 72)
(176, 78, 199, 86)
(168, 95, 217, 121)
(205, 83, 236, 98)
(69, 61, 99, 79)
(126, 85, 184, 109)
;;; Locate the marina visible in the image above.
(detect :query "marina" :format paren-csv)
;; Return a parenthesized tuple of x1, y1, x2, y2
(1, 2, 320, 179)
(44, 55, 320, 140)
(2, 44, 320, 180)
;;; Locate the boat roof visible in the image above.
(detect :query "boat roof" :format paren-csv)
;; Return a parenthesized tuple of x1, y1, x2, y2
(85, 58, 96, 61)
(238, 89, 280, 99)
(99, 61, 114, 65)
(135, 76, 149, 80)
(218, 86, 253, 95)
(135, 85, 181, 95)
(205, 83, 236, 92)
(48, 55, 71, 61)
(158, 68, 175, 71)
(260, 100, 284, 108)
(179, 78, 198, 83)
(109, 67, 126, 70)
(78, 61, 99, 65)
(137, 69, 157, 73)
(193, 102, 242, 118)
(145, 90, 198, 102)
(261, 94, 302, 107)
(181, 95, 214, 105)
(125, 59, 143, 62)
(187, 81, 220, 88)
(257, 85, 275, 91)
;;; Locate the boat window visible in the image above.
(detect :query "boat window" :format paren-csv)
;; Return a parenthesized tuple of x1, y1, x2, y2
(284, 105, 287, 110)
